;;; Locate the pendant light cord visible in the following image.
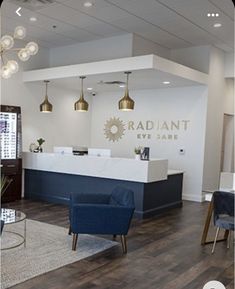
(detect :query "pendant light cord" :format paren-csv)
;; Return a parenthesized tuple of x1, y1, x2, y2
(44, 81, 49, 101)
(80, 76, 86, 99)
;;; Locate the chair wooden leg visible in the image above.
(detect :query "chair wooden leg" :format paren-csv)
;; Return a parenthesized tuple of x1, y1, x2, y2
(224, 229, 229, 240)
(120, 235, 127, 254)
(212, 227, 220, 254)
(68, 225, 72, 235)
(227, 231, 230, 249)
(113, 234, 117, 240)
(72, 233, 78, 251)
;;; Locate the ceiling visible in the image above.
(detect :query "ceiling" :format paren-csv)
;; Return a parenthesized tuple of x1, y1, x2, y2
(1, 0, 234, 52)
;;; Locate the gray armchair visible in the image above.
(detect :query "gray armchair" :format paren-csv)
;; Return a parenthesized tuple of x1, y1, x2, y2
(212, 191, 234, 253)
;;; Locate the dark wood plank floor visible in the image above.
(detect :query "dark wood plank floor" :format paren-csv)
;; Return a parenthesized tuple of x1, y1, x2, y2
(2, 200, 234, 289)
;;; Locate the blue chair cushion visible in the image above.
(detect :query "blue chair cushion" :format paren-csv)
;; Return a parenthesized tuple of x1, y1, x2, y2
(1, 220, 4, 234)
(215, 215, 234, 231)
(213, 191, 234, 231)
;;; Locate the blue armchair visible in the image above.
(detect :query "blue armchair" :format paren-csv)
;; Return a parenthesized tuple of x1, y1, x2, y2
(1, 220, 4, 234)
(69, 186, 135, 253)
(212, 191, 234, 253)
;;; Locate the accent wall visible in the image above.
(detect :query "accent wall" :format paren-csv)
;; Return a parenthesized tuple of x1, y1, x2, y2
(90, 86, 208, 202)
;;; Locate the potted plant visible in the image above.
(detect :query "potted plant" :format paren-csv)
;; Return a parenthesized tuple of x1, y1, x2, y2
(134, 146, 142, 160)
(37, 138, 45, 153)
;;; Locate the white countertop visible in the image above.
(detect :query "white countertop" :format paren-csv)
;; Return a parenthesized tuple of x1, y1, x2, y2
(22, 152, 168, 183)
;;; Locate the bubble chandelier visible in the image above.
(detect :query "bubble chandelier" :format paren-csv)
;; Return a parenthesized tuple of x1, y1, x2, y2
(0, 26, 39, 79)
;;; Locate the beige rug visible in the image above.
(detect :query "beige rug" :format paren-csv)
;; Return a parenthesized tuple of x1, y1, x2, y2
(1, 219, 117, 289)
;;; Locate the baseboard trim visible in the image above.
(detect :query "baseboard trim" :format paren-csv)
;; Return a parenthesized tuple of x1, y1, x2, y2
(182, 193, 204, 202)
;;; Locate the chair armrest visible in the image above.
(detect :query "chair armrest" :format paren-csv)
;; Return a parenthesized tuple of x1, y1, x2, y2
(70, 192, 110, 204)
(71, 204, 135, 235)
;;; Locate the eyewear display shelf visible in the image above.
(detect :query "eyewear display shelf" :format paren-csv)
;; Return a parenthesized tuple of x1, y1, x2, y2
(0, 105, 22, 203)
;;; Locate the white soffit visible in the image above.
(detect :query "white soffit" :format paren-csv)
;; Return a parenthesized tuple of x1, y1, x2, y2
(22, 54, 208, 87)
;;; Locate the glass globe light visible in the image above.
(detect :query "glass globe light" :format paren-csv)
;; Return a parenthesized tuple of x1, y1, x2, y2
(25, 42, 38, 55)
(18, 48, 30, 61)
(14, 26, 26, 39)
(1, 65, 12, 79)
(7, 60, 19, 74)
(1, 35, 14, 50)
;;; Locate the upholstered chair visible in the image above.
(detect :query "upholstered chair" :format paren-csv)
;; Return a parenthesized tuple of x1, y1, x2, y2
(69, 186, 135, 253)
(212, 191, 234, 254)
(1, 220, 4, 234)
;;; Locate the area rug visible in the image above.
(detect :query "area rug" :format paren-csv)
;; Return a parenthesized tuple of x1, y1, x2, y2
(1, 219, 117, 289)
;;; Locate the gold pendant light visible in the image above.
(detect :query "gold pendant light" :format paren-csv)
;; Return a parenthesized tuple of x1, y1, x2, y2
(74, 76, 89, 112)
(119, 71, 134, 111)
(40, 80, 53, 113)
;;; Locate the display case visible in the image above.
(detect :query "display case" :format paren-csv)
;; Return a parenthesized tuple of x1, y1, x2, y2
(1, 105, 22, 202)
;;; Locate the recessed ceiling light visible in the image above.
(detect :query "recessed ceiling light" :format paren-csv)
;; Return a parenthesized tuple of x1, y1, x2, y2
(213, 23, 222, 28)
(30, 16, 37, 22)
(207, 12, 219, 17)
(83, 1, 93, 7)
(119, 84, 125, 88)
(87, 87, 93, 91)
(163, 81, 170, 84)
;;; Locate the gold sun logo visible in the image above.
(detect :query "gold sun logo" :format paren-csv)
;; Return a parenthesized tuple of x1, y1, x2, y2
(104, 117, 125, 142)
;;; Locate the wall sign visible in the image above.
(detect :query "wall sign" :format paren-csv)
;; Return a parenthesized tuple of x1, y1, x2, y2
(104, 117, 190, 142)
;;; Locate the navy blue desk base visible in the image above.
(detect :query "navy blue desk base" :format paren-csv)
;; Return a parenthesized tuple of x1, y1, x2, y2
(24, 170, 183, 219)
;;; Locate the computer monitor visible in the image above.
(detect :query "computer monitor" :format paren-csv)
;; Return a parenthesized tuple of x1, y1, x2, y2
(88, 148, 111, 157)
(53, 147, 73, 154)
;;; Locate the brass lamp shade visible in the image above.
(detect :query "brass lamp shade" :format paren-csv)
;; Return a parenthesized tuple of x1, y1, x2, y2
(40, 80, 53, 113)
(118, 90, 134, 111)
(40, 98, 53, 113)
(74, 92, 89, 112)
(119, 71, 134, 111)
(74, 76, 89, 112)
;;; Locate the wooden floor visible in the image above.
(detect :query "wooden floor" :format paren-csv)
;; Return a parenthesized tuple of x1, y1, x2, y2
(2, 200, 234, 289)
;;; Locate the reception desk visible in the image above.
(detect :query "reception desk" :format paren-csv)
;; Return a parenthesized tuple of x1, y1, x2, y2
(23, 152, 183, 219)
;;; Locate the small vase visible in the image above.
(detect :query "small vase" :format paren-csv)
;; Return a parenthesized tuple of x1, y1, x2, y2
(38, 145, 43, 153)
(135, 154, 140, 160)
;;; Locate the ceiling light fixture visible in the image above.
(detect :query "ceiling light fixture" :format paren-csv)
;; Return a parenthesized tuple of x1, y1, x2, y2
(83, 1, 93, 7)
(207, 13, 219, 17)
(119, 71, 134, 111)
(87, 87, 93, 91)
(40, 80, 53, 113)
(119, 84, 125, 88)
(0, 26, 38, 79)
(74, 76, 89, 112)
(213, 23, 222, 28)
(30, 16, 37, 22)
(163, 81, 170, 84)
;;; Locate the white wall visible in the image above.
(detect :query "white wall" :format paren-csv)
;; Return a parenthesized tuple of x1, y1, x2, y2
(49, 33, 171, 67)
(90, 86, 208, 201)
(202, 47, 226, 192)
(132, 34, 170, 58)
(221, 114, 234, 172)
(171, 46, 210, 74)
(224, 78, 234, 115)
(224, 52, 234, 78)
(1, 67, 91, 152)
(49, 34, 133, 67)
